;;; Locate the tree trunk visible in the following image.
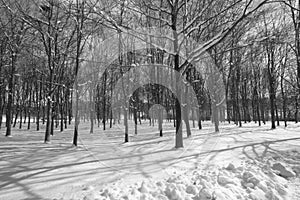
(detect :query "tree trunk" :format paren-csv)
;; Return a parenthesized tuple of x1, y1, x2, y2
(13, 103, 19, 128)
(102, 72, 107, 130)
(197, 107, 202, 130)
(212, 103, 219, 132)
(44, 97, 52, 143)
(19, 107, 23, 129)
(89, 85, 94, 133)
(5, 53, 16, 137)
(27, 88, 31, 130)
(267, 51, 276, 129)
(183, 85, 191, 137)
(50, 115, 55, 136)
(236, 69, 242, 127)
(73, 79, 79, 146)
(275, 102, 280, 126)
(36, 81, 41, 131)
(174, 54, 183, 148)
(0, 97, 3, 129)
(281, 72, 287, 127)
(72, 0, 84, 146)
(295, 96, 298, 123)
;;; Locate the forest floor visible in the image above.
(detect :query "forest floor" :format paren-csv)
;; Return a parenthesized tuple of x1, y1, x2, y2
(0, 120, 300, 200)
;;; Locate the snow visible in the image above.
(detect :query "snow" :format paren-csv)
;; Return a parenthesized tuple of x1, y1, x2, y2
(0, 121, 300, 199)
(91, 160, 291, 200)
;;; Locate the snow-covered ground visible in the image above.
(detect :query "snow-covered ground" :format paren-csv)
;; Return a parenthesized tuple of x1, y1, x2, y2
(0, 121, 300, 200)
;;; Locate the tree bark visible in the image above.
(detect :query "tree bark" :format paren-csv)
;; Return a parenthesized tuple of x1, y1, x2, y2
(5, 53, 16, 137)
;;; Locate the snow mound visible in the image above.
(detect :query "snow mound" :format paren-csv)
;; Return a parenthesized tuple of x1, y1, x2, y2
(75, 162, 293, 200)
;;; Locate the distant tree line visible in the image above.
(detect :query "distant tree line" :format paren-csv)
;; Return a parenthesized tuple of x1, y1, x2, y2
(1, 0, 300, 148)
